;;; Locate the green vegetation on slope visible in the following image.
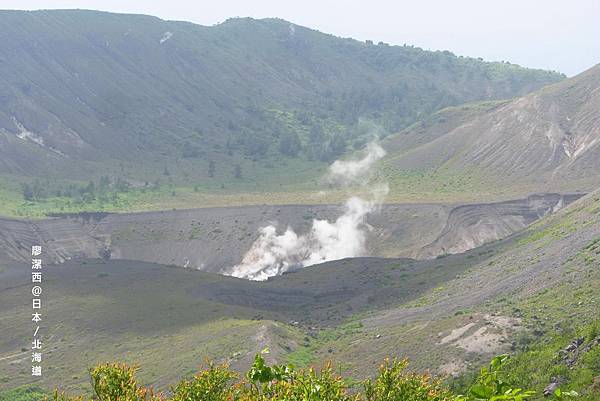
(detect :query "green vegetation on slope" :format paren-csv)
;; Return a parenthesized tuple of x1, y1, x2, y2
(0, 386, 48, 401)
(0, 9, 564, 214)
(449, 318, 600, 401)
(504, 319, 600, 400)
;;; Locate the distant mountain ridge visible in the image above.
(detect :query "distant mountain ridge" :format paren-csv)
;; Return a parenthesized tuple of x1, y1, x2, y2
(0, 9, 563, 183)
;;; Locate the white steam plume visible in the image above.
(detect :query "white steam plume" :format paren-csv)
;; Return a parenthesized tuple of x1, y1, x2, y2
(327, 142, 386, 185)
(228, 142, 387, 281)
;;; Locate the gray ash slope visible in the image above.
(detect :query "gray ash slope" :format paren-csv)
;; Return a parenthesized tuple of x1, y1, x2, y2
(0, 243, 498, 390)
(0, 193, 582, 271)
(383, 64, 600, 193)
(1, 189, 599, 391)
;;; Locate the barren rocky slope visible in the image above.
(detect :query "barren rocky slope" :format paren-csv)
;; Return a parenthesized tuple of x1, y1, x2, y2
(383, 64, 600, 193)
(0, 193, 580, 269)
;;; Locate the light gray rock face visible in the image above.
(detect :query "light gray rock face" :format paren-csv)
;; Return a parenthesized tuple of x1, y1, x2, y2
(418, 193, 583, 258)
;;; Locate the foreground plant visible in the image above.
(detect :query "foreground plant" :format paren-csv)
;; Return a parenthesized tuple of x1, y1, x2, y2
(48, 355, 579, 401)
(364, 358, 455, 401)
(53, 362, 166, 401)
(242, 350, 355, 401)
(456, 355, 535, 401)
(170, 361, 236, 401)
(456, 355, 578, 401)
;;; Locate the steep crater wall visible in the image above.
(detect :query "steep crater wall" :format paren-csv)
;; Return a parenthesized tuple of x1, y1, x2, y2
(0, 193, 582, 273)
(417, 193, 583, 258)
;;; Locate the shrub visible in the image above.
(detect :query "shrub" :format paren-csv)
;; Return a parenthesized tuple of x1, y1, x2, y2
(45, 355, 582, 401)
(171, 361, 236, 401)
(458, 355, 535, 401)
(0, 386, 49, 401)
(243, 352, 354, 401)
(90, 363, 141, 400)
(83, 362, 164, 401)
(364, 358, 454, 401)
(49, 391, 85, 401)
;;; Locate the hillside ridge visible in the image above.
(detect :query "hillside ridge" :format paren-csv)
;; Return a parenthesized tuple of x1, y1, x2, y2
(0, 9, 563, 186)
(381, 63, 600, 197)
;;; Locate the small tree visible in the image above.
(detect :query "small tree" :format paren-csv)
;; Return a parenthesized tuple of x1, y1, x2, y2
(233, 164, 242, 179)
(99, 176, 111, 192)
(87, 363, 164, 401)
(171, 362, 236, 401)
(364, 358, 454, 401)
(279, 132, 301, 157)
(22, 183, 34, 201)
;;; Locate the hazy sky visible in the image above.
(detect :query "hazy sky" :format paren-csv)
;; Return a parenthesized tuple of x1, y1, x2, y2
(2, 0, 599, 76)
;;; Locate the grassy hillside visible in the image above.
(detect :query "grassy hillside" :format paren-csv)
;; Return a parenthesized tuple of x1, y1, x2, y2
(0, 9, 564, 216)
